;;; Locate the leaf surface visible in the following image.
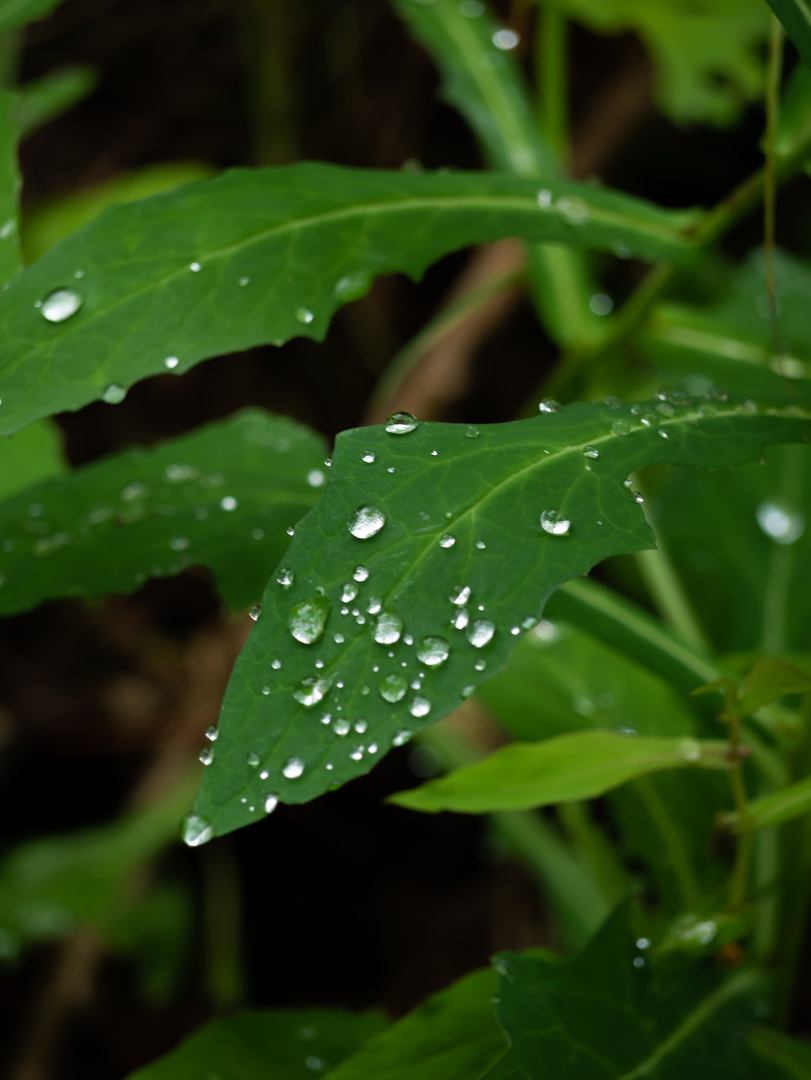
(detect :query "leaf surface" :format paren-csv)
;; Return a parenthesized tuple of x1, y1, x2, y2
(389, 730, 732, 814)
(0, 409, 325, 616)
(193, 394, 811, 838)
(0, 417, 65, 501)
(126, 1008, 388, 1080)
(766, 0, 811, 70)
(492, 907, 767, 1079)
(0, 164, 697, 436)
(723, 774, 811, 832)
(326, 967, 505, 1080)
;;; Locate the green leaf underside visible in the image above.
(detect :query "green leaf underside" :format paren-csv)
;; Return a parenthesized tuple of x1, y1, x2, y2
(0, 0, 65, 33)
(767, 0, 811, 71)
(327, 967, 505, 1080)
(0, 89, 20, 286)
(0, 409, 325, 616)
(194, 395, 811, 839)
(492, 908, 767, 1079)
(0, 164, 698, 437)
(388, 730, 732, 814)
(126, 1008, 388, 1080)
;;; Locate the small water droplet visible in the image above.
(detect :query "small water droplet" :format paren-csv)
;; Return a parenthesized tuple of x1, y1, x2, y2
(452, 607, 470, 630)
(466, 425, 480, 438)
(261, 686, 271, 695)
(362, 451, 376, 464)
(475, 539, 486, 550)
(589, 293, 613, 316)
(189, 261, 202, 272)
(288, 595, 331, 644)
(247, 751, 261, 767)
(249, 604, 261, 621)
(164, 356, 179, 369)
(220, 496, 238, 512)
(283, 757, 305, 779)
(181, 812, 213, 847)
(205, 725, 218, 741)
(467, 620, 495, 648)
(474, 658, 487, 671)
(333, 632, 345, 644)
(439, 533, 456, 548)
(631, 491, 644, 504)
(199, 746, 214, 765)
(393, 729, 412, 746)
(417, 636, 449, 666)
(170, 536, 189, 551)
(294, 676, 332, 708)
(633, 957, 645, 969)
(264, 793, 278, 813)
(277, 567, 294, 588)
(40, 288, 82, 323)
(583, 445, 599, 459)
(103, 384, 127, 405)
(348, 506, 386, 539)
(340, 584, 358, 604)
(354, 719, 368, 734)
(541, 510, 570, 535)
(238, 276, 250, 287)
(373, 611, 403, 645)
(556, 196, 590, 225)
(612, 419, 631, 436)
(384, 412, 419, 435)
(409, 695, 431, 718)
(492, 28, 519, 49)
(757, 501, 805, 544)
(333, 717, 350, 736)
(656, 402, 675, 417)
(295, 306, 314, 324)
(353, 565, 369, 582)
(539, 398, 560, 413)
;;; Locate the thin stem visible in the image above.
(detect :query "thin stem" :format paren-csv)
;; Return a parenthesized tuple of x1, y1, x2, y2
(761, 445, 804, 654)
(536, 3, 568, 162)
(634, 542, 712, 655)
(764, 15, 784, 356)
(727, 716, 753, 911)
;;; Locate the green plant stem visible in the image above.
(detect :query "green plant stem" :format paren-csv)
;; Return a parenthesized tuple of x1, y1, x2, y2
(763, 15, 784, 355)
(728, 760, 753, 911)
(536, 3, 568, 162)
(201, 840, 245, 1010)
(634, 544, 711, 655)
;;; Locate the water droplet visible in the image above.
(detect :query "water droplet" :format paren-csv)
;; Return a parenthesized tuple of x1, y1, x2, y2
(40, 288, 82, 323)
(380, 673, 408, 702)
(295, 306, 314, 324)
(103, 384, 127, 405)
(164, 356, 179, 369)
(170, 536, 189, 552)
(492, 28, 519, 49)
(460, 0, 484, 16)
(439, 533, 456, 548)
(656, 402, 675, 418)
(333, 632, 345, 644)
(612, 419, 631, 436)
(271, 659, 282, 671)
(348, 506, 386, 539)
(452, 607, 470, 630)
(537, 188, 552, 208)
(583, 445, 599, 459)
(365, 596, 382, 615)
(261, 686, 271, 695)
(181, 812, 213, 847)
(393, 729, 412, 746)
(633, 957, 645, 969)
(631, 491, 644, 504)
(589, 293, 613, 316)
(354, 718, 368, 734)
(199, 746, 214, 765)
(264, 794, 278, 814)
(238, 276, 251, 287)
(277, 567, 294, 588)
(556, 196, 590, 225)
(249, 604, 261, 621)
(466, 425, 480, 438)
(539, 398, 561, 413)
(288, 595, 331, 644)
(385, 412, 419, 435)
(283, 757, 305, 779)
(409, 696, 431, 718)
(333, 717, 350, 736)
(247, 752, 261, 767)
(353, 565, 369, 582)
(474, 658, 487, 671)
(189, 261, 202, 272)
(362, 451, 376, 464)
(636, 937, 650, 950)
(220, 496, 238, 512)
(541, 509, 570, 535)
(205, 725, 218, 741)
(467, 620, 495, 648)
(341, 583, 358, 603)
(757, 501, 805, 544)
(308, 469, 325, 487)
(679, 737, 701, 762)
(373, 611, 403, 645)
(475, 540, 486, 550)
(293, 676, 332, 708)
(417, 636, 449, 666)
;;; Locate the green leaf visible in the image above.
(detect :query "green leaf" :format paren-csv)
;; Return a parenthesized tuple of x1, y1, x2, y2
(723, 774, 811, 832)
(0, 417, 65, 501)
(388, 730, 733, 814)
(774, 59, 811, 157)
(492, 907, 767, 1079)
(193, 394, 811, 839)
(0, 409, 325, 616)
(388, 0, 602, 348)
(0, 89, 20, 286)
(555, 0, 768, 126)
(0, 0, 65, 34)
(0, 769, 198, 959)
(748, 1026, 811, 1077)
(126, 1008, 388, 1080)
(12, 65, 98, 137)
(326, 967, 505, 1080)
(738, 658, 811, 715)
(0, 164, 698, 436)
(766, 0, 811, 71)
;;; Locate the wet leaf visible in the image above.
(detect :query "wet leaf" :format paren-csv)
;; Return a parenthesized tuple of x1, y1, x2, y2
(194, 393, 811, 838)
(0, 409, 325, 615)
(0, 164, 698, 435)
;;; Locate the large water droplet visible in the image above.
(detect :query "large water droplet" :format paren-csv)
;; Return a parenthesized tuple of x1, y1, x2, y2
(385, 412, 419, 435)
(541, 509, 571, 536)
(288, 595, 331, 644)
(277, 567, 294, 588)
(373, 611, 403, 645)
(362, 451, 376, 464)
(380, 673, 408, 702)
(181, 812, 213, 847)
(295, 307, 314, 324)
(439, 534, 456, 548)
(450, 585, 471, 605)
(293, 676, 331, 707)
(103, 384, 127, 404)
(353, 565, 369, 582)
(264, 794, 279, 814)
(539, 398, 561, 413)
(417, 636, 449, 666)
(612, 419, 631, 436)
(283, 757, 305, 779)
(348, 505, 386, 539)
(409, 696, 431, 718)
(40, 288, 82, 323)
(467, 619, 495, 648)
(451, 607, 469, 630)
(757, 501, 805, 544)
(341, 583, 358, 603)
